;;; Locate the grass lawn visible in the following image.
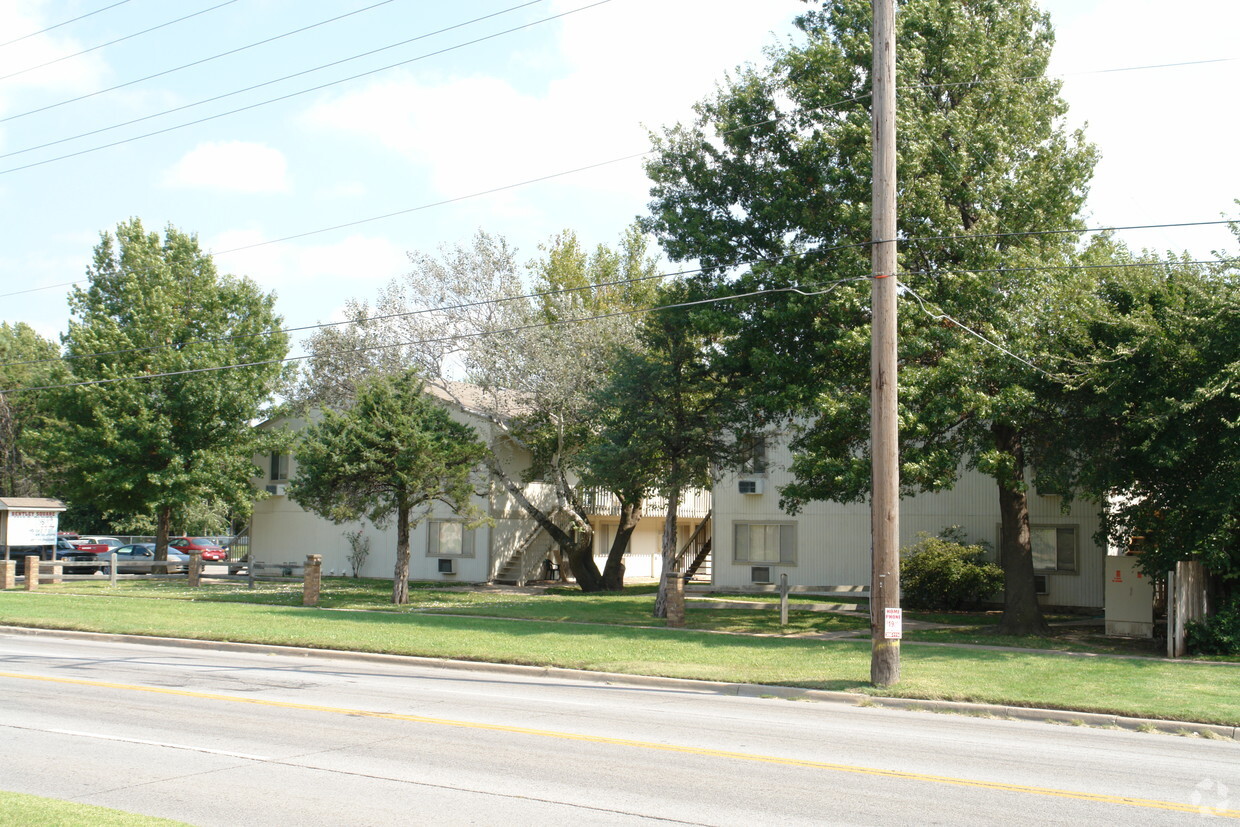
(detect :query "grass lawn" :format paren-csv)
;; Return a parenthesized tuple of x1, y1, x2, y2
(0, 791, 188, 826)
(2, 581, 1240, 726)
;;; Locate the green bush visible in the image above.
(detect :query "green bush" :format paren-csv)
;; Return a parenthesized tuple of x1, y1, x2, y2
(900, 530, 1003, 611)
(1187, 596, 1240, 655)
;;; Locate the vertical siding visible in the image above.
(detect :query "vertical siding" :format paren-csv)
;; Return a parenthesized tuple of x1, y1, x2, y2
(712, 433, 1106, 608)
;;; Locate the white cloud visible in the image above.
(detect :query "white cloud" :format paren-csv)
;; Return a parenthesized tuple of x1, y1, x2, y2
(206, 229, 408, 296)
(162, 141, 289, 193)
(300, 0, 803, 201)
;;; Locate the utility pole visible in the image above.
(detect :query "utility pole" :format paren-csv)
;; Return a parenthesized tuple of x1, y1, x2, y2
(870, 0, 900, 687)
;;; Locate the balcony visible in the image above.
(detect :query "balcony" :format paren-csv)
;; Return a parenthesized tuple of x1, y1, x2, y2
(579, 487, 712, 519)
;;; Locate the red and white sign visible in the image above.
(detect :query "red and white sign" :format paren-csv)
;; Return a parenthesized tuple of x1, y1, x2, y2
(884, 607, 903, 640)
(6, 510, 58, 546)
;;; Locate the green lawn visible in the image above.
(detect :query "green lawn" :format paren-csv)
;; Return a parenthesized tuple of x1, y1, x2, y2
(0, 791, 189, 826)
(2, 582, 1239, 726)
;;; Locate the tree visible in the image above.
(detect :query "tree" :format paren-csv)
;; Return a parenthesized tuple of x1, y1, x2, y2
(298, 227, 660, 591)
(1034, 236, 1240, 595)
(580, 281, 756, 613)
(0, 323, 64, 497)
(642, 0, 1096, 634)
(290, 369, 488, 604)
(32, 219, 289, 560)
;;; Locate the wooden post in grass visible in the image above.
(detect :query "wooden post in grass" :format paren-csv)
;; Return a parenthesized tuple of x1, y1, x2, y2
(188, 552, 202, 588)
(304, 555, 322, 607)
(780, 573, 790, 627)
(24, 556, 38, 591)
(0, 560, 13, 590)
(666, 566, 685, 628)
(48, 559, 62, 585)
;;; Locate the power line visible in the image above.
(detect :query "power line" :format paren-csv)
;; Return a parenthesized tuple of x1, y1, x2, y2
(0, 0, 597, 170)
(0, 0, 405, 124)
(0, 276, 867, 395)
(0, 1, 133, 49)
(0, 1, 240, 83)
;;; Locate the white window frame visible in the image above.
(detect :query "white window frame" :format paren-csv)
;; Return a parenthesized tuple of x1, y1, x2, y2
(270, 452, 290, 482)
(733, 521, 796, 565)
(428, 520, 475, 558)
(1030, 525, 1078, 574)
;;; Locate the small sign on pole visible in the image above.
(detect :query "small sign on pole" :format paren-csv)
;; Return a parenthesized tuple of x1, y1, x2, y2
(884, 607, 903, 640)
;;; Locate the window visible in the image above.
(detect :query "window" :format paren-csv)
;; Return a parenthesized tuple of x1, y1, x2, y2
(1030, 525, 1077, 573)
(270, 452, 290, 482)
(733, 522, 795, 565)
(741, 435, 768, 474)
(428, 520, 475, 557)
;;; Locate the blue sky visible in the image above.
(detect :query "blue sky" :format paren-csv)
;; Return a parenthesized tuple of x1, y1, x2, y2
(2, 0, 1237, 348)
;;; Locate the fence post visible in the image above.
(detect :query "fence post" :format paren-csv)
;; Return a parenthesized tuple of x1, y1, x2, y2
(24, 555, 39, 591)
(0, 560, 13, 590)
(248, 557, 256, 590)
(48, 559, 62, 585)
(304, 554, 322, 607)
(187, 552, 202, 588)
(780, 573, 790, 627)
(109, 553, 118, 587)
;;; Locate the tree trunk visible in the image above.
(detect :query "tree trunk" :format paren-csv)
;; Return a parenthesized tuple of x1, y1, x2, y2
(392, 498, 411, 605)
(600, 498, 641, 591)
(992, 423, 1050, 636)
(564, 534, 604, 591)
(152, 504, 173, 575)
(653, 483, 682, 618)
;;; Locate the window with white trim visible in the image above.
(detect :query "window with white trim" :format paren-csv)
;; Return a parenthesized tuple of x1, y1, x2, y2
(270, 452, 290, 482)
(741, 435, 768, 474)
(1030, 525, 1077, 573)
(428, 520, 475, 557)
(733, 522, 795, 565)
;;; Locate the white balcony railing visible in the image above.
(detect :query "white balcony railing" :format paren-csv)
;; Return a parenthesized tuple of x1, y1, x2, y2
(579, 487, 712, 519)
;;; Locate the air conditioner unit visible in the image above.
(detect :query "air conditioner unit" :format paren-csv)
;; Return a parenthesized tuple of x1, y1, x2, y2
(738, 478, 765, 495)
(265, 484, 288, 496)
(1034, 574, 1048, 595)
(751, 566, 772, 583)
(438, 558, 456, 575)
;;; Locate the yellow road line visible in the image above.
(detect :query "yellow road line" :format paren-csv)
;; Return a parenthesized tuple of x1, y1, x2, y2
(3, 670, 1234, 818)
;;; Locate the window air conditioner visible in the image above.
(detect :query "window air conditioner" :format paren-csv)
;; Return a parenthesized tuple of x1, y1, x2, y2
(438, 558, 456, 575)
(751, 566, 772, 583)
(266, 484, 288, 496)
(738, 478, 765, 495)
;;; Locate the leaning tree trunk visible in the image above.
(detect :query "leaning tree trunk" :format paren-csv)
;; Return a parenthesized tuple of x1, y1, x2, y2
(652, 483, 682, 618)
(153, 504, 173, 575)
(992, 423, 1050, 636)
(564, 533, 605, 591)
(392, 499, 411, 605)
(600, 499, 641, 591)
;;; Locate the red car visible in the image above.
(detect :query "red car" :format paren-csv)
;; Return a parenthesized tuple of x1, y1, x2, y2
(169, 537, 227, 562)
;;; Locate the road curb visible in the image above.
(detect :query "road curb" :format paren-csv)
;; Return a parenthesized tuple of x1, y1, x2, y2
(3, 625, 1236, 740)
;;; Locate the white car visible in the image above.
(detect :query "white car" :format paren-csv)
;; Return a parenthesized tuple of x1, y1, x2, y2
(76, 536, 123, 550)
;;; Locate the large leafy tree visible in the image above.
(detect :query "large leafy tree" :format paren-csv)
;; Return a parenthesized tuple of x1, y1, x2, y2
(1035, 237, 1240, 594)
(291, 370, 488, 604)
(643, 0, 1096, 633)
(580, 281, 757, 613)
(32, 219, 289, 558)
(0, 323, 64, 498)
(298, 227, 660, 591)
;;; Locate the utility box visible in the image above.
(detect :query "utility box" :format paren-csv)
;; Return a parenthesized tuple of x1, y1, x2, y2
(1105, 555, 1154, 637)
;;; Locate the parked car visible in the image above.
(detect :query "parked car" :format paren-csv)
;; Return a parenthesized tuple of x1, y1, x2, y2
(105, 544, 191, 575)
(169, 537, 227, 562)
(76, 535, 123, 550)
(4, 539, 100, 575)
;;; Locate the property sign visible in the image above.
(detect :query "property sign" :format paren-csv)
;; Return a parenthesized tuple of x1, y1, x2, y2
(884, 607, 903, 640)
(6, 510, 58, 546)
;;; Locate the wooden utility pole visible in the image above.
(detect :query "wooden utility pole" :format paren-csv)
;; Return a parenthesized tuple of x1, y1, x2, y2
(870, 0, 900, 687)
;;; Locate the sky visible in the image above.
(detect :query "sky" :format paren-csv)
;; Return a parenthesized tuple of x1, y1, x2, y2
(1, 0, 1237, 350)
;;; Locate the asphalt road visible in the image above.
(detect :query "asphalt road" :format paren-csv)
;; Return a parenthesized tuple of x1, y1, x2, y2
(0, 631, 1236, 825)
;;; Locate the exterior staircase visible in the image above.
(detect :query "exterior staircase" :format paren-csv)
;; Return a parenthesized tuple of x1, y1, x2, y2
(492, 509, 567, 586)
(678, 510, 713, 585)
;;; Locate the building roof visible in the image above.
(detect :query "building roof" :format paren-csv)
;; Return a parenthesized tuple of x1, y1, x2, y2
(0, 497, 67, 512)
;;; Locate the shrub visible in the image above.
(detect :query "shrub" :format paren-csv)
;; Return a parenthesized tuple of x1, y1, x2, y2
(344, 529, 371, 578)
(1186, 596, 1240, 655)
(900, 530, 1003, 611)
